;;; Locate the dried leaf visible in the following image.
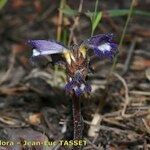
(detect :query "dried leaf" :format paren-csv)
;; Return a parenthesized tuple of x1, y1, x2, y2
(28, 113, 41, 125)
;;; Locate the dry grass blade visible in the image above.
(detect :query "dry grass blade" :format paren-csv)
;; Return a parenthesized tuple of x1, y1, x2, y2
(112, 72, 130, 117)
(68, 0, 83, 46)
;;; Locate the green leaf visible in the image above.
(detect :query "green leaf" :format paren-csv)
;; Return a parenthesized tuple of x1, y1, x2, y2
(61, 7, 150, 18)
(0, 0, 7, 10)
(92, 11, 102, 33)
(107, 9, 150, 17)
(133, 10, 150, 17)
(107, 9, 129, 17)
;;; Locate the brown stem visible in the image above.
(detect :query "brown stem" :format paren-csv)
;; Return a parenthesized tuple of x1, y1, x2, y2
(72, 93, 83, 150)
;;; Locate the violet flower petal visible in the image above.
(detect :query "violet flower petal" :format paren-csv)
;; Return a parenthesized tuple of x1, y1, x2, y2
(65, 80, 76, 91)
(74, 88, 83, 96)
(83, 34, 118, 58)
(84, 83, 91, 93)
(27, 40, 67, 57)
(65, 73, 90, 96)
(86, 34, 114, 45)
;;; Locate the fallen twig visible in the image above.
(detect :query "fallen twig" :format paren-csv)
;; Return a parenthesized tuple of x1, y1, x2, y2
(112, 72, 130, 117)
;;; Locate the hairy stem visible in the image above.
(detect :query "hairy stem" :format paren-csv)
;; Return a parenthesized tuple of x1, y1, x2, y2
(72, 93, 83, 149)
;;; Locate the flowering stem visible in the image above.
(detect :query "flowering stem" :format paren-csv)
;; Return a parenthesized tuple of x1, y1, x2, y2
(72, 93, 83, 149)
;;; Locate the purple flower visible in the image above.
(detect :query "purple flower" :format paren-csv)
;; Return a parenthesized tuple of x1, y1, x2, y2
(27, 40, 67, 57)
(84, 34, 117, 58)
(65, 72, 91, 96)
(27, 34, 117, 96)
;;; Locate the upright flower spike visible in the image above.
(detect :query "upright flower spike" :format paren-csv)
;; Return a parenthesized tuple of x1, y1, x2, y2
(83, 34, 118, 58)
(27, 34, 118, 149)
(27, 34, 118, 96)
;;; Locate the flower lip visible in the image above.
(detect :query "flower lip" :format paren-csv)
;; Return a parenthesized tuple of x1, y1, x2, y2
(65, 81, 91, 96)
(27, 40, 67, 57)
(83, 33, 117, 58)
(65, 71, 91, 96)
(84, 34, 113, 45)
(97, 42, 111, 52)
